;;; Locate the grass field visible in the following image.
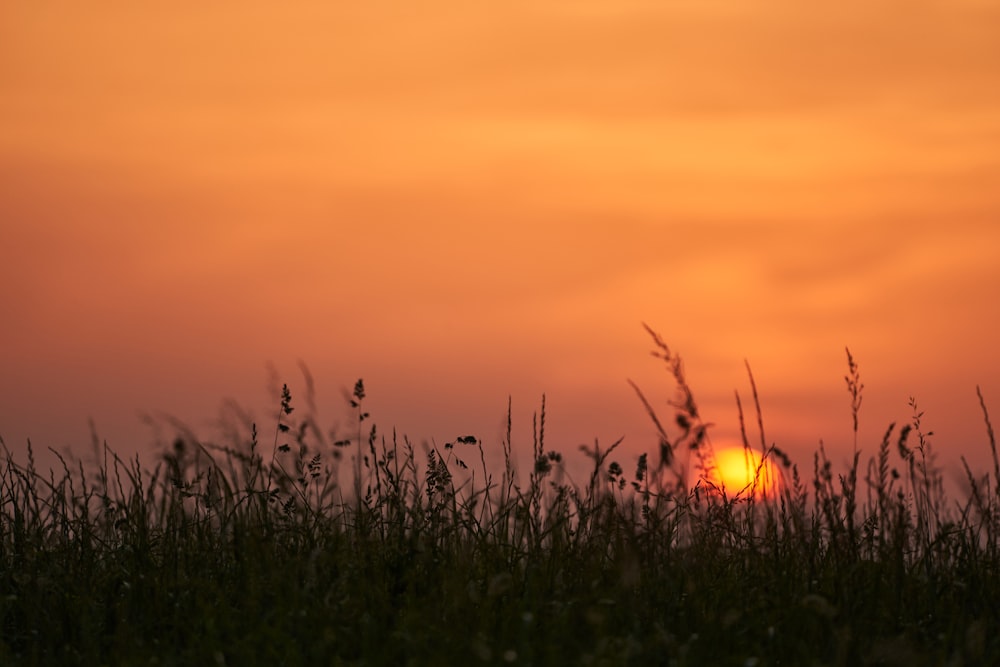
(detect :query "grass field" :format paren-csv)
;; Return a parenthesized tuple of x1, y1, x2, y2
(2, 328, 998, 666)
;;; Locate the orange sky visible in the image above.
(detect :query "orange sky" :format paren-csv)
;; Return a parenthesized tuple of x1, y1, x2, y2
(2, 1, 999, 484)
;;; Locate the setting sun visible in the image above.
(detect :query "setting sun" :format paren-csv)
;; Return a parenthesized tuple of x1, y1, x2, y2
(704, 446, 780, 498)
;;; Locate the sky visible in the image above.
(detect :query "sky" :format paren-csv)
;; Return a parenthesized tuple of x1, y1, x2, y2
(2, 1, 999, 487)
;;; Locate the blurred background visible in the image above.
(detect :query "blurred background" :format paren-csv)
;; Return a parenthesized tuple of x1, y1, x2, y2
(2, 1, 999, 486)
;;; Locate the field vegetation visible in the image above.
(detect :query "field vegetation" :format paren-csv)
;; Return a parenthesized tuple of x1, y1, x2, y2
(2, 326, 998, 665)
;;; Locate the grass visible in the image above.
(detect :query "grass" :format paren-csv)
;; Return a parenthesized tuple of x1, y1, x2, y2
(2, 326, 999, 666)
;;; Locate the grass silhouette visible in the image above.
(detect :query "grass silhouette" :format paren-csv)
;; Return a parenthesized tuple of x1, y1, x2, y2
(1, 326, 998, 665)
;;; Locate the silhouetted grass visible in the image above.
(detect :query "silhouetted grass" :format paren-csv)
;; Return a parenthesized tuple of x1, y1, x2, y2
(1, 327, 998, 665)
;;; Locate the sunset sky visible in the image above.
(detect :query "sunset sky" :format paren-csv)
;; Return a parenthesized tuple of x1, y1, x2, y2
(2, 1, 999, 484)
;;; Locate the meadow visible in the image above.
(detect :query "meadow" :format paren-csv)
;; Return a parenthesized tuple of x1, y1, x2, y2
(2, 327, 998, 666)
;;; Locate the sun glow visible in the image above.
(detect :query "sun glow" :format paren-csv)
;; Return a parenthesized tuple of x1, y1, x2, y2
(703, 446, 780, 498)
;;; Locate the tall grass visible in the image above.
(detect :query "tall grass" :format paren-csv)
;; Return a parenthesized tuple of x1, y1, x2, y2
(1, 328, 998, 665)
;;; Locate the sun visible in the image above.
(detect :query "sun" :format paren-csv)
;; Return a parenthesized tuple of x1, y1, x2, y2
(703, 446, 780, 498)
